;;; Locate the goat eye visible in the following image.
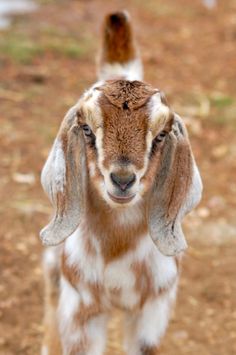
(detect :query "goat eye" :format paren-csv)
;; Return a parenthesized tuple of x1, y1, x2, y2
(155, 130, 167, 142)
(82, 124, 93, 137)
(151, 130, 168, 156)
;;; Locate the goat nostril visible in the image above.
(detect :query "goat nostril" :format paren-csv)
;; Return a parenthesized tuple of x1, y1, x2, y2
(110, 173, 136, 191)
(126, 174, 136, 187)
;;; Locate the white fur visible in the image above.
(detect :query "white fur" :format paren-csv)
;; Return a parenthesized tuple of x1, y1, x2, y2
(43, 246, 61, 271)
(104, 235, 177, 310)
(41, 139, 66, 200)
(134, 235, 153, 261)
(80, 86, 103, 128)
(137, 293, 173, 345)
(148, 92, 170, 132)
(85, 314, 108, 355)
(99, 58, 143, 81)
(151, 247, 178, 291)
(64, 227, 104, 284)
(88, 162, 96, 177)
(41, 345, 48, 355)
(53, 140, 66, 192)
(124, 284, 177, 355)
(115, 202, 143, 226)
(104, 256, 140, 309)
(80, 287, 94, 306)
(58, 277, 82, 354)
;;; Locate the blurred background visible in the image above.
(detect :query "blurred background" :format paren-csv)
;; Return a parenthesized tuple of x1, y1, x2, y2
(0, 0, 235, 354)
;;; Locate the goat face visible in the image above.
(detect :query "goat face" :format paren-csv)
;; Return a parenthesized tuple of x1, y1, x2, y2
(77, 80, 172, 208)
(40, 79, 202, 256)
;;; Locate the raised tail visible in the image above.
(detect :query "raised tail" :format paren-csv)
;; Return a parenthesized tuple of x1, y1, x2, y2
(98, 11, 143, 81)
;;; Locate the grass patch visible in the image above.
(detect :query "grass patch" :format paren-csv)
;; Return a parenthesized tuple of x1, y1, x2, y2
(176, 91, 236, 129)
(0, 35, 43, 64)
(133, 0, 196, 18)
(0, 29, 92, 64)
(209, 93, 235, 128)
(210, 94, 234, 108)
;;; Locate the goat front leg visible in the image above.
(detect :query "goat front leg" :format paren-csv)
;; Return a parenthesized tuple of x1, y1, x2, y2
(58, 277, 108, 355)
(124, 284, 177, 355)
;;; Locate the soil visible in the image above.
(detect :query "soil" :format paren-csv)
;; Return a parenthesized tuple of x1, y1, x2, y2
(0, 0, 236, 354)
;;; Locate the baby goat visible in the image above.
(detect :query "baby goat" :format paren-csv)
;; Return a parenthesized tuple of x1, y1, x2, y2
(40, 11, 202, 355)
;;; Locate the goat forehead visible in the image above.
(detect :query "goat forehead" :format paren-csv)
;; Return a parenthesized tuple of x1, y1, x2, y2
(79, 80, 171, 167)
(79, 79, 170, 131)
(99, 79, 156, 109)
(100, 100, 148, 164)
(95, 80, 155, 166)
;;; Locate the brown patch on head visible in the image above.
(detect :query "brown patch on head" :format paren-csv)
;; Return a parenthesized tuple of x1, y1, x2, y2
(101, 79, 156, 109)
(98, 80, 156, 169)
(102, 11, 136, 64)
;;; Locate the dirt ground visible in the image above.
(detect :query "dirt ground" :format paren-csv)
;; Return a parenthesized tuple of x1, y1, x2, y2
(0, 0, 236, 354)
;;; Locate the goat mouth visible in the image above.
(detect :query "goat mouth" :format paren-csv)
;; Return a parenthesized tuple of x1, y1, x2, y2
(108, 192, 135, 204)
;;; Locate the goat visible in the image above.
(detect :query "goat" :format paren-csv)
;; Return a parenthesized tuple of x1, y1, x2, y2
(40, 11, 202, 355)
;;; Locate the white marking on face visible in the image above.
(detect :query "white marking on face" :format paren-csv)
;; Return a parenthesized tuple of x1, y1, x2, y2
(88, 162, 96, 178)
(96, 128, 105, 172)
(134, 130, 153, 186)
(148, 92, 170, 133)
(80, 86, 103, 129)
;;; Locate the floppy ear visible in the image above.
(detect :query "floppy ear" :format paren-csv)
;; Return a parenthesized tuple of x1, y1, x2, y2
(148, 114, 202, 256)
(40, 106, 87, 246)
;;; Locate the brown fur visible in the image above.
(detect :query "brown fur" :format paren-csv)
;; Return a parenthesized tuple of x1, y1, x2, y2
(86, 182, 147, 263)
(42, 262, 62, 354)
(165, 136, 193, 221)
(131, 261, 156, 307)
(101, 12, 136, 64)
(140, 344, 159, 355)
(100, 80, 156, 109)
(61, 252, 80, 288)
(75, 302, 103, 326)
(98, 81, 155, 170)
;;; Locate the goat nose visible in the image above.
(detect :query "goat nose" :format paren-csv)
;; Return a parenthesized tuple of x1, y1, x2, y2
(110, 173, 136, 191)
